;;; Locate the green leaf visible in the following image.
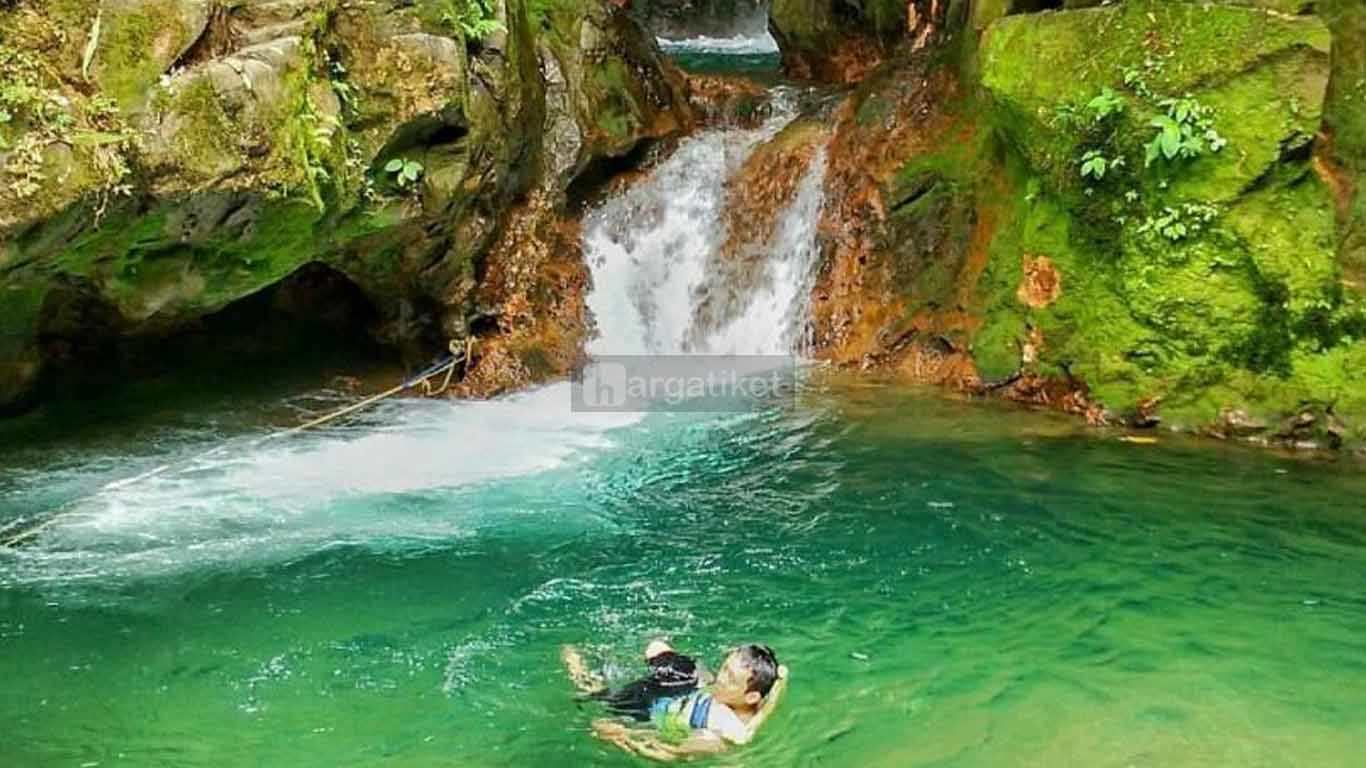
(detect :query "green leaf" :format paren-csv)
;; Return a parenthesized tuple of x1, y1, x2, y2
(1160, 130, 1181, 160)
(385, 158, 404, 173)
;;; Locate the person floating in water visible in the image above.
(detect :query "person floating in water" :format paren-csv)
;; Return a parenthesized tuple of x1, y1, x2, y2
(562, 641, 788, 761)
(572, 640, 711, 722)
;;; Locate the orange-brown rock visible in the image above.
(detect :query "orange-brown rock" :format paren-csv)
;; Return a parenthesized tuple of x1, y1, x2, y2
(455, 190, 589, 398)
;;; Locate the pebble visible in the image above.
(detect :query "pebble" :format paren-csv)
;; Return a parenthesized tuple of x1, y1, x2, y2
(850, 651, 869, 662)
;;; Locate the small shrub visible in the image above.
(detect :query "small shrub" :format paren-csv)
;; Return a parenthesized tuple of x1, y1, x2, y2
(384, 157, 425, 189)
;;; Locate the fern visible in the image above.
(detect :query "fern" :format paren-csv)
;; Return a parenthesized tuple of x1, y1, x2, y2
(442, 0, 503, 42)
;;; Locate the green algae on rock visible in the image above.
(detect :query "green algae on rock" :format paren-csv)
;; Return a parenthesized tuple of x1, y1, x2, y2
(805, 0, 1366, 449)
(0, 0, 691, 414)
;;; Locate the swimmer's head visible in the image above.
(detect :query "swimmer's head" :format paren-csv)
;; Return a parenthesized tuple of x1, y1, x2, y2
(712, 644, 780, 709)
(644, 640, 673, 662)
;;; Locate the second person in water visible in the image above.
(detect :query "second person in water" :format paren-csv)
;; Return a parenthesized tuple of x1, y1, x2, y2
(562, 640, 788, 760)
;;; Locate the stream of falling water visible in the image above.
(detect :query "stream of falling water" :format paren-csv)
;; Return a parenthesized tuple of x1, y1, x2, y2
(0, 85, 829, 588)
(584, 89, 823, 356)
(4, 56, 1366, 768)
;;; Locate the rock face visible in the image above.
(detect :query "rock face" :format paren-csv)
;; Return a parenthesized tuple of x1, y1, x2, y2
(800, 0, 1366, 448)
(769, 0, 957, 82)
(0, 0, 692, 413)
(1320, 0, 1366, 294)
(632, 0, 769, 38)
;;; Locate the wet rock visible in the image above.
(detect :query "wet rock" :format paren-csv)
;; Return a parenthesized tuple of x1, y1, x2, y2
(632, 0, 769, 39)
(1016, 255, 1060, 310)
(539, 0, 693, 180)
(684, 73, 771, 128)
(0, 0, 690, 415)
(769, 0, 954, 83)
(1218, 408, 1270, 438)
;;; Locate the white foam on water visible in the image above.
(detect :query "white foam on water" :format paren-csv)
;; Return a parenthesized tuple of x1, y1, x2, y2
(656, 33, 780, 56)
(703, 148, 828, 356)
(584, 92, 810, 356)
(5, 83, 831, 587)
(1, 386, 641, 586)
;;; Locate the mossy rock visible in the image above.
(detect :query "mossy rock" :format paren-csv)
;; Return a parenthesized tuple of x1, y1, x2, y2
(769, 0, 908, 81)
(1319, 0, 1366, 293)
(94, 0, 211, 110)
(0, 283, 47, 413)
(539, 0, 691, 176)
(980, 1, 1331, 199)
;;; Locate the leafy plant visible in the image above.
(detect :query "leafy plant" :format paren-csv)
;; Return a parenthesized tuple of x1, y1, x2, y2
(281, 76, 343, 211)
(440, 0, 503, 42)
(1138, 203, 1220, 242)
(384, 157, 425, 189)
(1080, 149, 1125, 181)
(1085, 87, 1125, 123)
(1144, 95, 1225, 168)
(1, 43, 132, 204)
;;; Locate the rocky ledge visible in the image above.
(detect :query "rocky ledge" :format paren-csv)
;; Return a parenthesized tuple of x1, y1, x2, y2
(768, 0, 1366, 451)
(0, 0, 694, 413)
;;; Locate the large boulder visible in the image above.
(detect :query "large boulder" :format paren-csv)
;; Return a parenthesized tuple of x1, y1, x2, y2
(632, 0, 769, 38)
(536, 0, 692, 189)
(0, 0, 689, 414)
(1319, 0, 1366, 292)
(973, 2, 1365, 443)
(769, 0, 907, 82)
(769, 0, 966, 82)
(809, 0, 1366, 447)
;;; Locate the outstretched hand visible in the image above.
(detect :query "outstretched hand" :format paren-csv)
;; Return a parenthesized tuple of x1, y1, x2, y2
(562, 645, 606, 695)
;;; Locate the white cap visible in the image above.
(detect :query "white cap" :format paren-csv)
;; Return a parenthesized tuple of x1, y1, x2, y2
(644, 640, 673, 660)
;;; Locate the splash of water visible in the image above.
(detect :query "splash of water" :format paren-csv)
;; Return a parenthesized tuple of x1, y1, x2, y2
(656, 33, 780, 56)
(583, 91, 826, 356)
(2, 86, 830, 587)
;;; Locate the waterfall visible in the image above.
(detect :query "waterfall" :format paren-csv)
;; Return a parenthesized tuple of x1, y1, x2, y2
(582, 91, 827, 357)
(655, 33, 779, 56)
(0, 89, 830, 587)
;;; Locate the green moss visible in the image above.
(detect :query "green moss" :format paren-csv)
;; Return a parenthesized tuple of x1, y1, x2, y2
(269, 71, 348, 210)
(23, 197, 328, 325)
(980, 1, 1330, 198)
(0, 282, 47, 407)
(168, 78, 240, 179)
(591, 58, 640, 142)
(0, 282, 47, 346)
(1224, 174, 1339, 316)
(96, 0, 187, 111)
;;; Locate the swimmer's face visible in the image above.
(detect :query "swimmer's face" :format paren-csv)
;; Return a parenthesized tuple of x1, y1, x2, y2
(711, 651, 762, 708)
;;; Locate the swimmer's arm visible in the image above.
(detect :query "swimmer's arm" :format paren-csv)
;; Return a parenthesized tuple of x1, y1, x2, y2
(592, 720, 725, 761)
(739, 664, 789, 742)
(561, 645, 606, 695)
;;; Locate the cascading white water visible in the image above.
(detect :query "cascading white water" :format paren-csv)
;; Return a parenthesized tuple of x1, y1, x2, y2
(583, 92, 827, 357)
(655, 33, 780, 56)
(1, 86, 829, 587)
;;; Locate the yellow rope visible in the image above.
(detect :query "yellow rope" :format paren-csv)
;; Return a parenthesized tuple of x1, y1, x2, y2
(1, 347, 468, 550)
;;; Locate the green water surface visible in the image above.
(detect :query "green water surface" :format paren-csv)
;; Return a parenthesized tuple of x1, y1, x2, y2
(2, 376, 1365, 767)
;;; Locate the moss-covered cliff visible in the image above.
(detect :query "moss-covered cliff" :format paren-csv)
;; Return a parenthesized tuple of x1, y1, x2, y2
(0, 0, 692, 414)
(786, 0, 1366, 449)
